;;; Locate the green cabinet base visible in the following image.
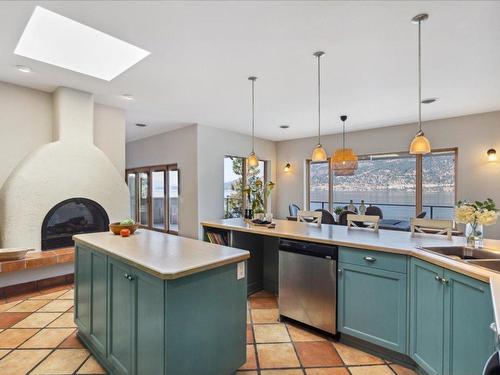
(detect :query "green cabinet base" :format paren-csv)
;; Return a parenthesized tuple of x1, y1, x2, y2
(75, 244, 247, 375)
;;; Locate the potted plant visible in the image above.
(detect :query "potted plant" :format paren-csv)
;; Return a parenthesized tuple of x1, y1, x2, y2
(455, 198, 498, 248)
(243, 179, 275, 220)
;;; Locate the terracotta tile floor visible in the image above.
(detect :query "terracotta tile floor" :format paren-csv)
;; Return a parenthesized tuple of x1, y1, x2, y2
(0, 285, 105, 375)
(241, 291, 418, 375)
(0, 286, 418, 374)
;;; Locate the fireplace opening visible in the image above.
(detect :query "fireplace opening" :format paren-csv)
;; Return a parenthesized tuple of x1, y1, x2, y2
(41, 198, 109, 250)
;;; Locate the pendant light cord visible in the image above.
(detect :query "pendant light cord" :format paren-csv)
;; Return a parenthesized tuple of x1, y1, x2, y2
(249, 77, 256, 153)
(418, 20, 422, 133)
(342, 121, 346, 150)
(317, 53, 321, 145)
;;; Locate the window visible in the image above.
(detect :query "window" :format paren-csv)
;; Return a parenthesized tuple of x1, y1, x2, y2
(332, 153, 416, 221)
(224, 156, 267, 218)
(307, 161, 331, 211)
(306, 148, 457, 220)
(422, 150, 456, 219)
(126, 164, 179, 234)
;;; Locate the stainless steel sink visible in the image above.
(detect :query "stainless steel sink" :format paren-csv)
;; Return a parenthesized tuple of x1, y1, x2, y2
(465, 260, 500, 272)
(421, 246, 500, 260)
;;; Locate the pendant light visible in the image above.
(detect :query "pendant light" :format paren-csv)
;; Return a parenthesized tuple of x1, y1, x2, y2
(331, 115, 358, 176)
(247, 76, 259, 167)
(409, 13, 431, 155)
(311, 51, 328, 162)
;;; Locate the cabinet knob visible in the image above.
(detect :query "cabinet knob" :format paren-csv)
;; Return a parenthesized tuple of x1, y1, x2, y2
(124, 273, 129, 279)
(435, 275, 442, 282)
(363, 256, 376, 262)
(338, 268, 343, 275)
(441, 278, 449, 285)
(124, 273, 134, 281)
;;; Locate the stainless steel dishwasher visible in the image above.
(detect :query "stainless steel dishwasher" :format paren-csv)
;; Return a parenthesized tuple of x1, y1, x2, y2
(278, 238, 338, 334)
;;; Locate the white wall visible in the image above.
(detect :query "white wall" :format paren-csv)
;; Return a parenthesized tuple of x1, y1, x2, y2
(0, 82, 53, 188)
(94, 103, 126, 177)
(126, 124, 277, 239)
(196, 125, 277, 237)
(276, 111, 500, 239)
(126, 125, 199, 239)
(0, 82, 127, 188)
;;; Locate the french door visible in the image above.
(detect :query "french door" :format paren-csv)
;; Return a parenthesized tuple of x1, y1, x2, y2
(126, 164, 179, 234)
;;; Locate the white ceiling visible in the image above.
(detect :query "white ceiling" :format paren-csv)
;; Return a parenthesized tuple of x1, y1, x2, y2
(1, 1, 499, 142)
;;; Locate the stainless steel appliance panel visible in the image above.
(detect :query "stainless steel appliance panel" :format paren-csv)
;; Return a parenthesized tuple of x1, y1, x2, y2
(279, 247, 337, 334)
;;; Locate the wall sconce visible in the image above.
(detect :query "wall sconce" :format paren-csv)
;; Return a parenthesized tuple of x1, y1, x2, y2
(487, 149, 497, 162)
(283, 162, 291, 173)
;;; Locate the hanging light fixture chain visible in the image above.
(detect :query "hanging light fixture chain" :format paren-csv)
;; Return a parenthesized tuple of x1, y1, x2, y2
(317, 52, 321, 145)
(418, 19, 422, 132)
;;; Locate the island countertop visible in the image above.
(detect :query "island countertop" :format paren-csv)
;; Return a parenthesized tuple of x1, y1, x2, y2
(73, 229, 250, 280)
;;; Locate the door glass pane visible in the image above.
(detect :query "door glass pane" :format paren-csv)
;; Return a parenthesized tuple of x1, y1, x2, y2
(168, 170, 179, 232)
(423, 150, 456, 219)
(224, 156, 244, 218)
(309, 161, 330, 211)
(127, 173, 136, 220)
(152, 171, 165, 229)
(138, 172, 149, 225)
(332, 153, 416, 220)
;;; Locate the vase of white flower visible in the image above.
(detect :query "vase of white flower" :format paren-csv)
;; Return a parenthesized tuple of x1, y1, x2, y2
(455, 199, 498, 248)
(465, 222, 484, 248)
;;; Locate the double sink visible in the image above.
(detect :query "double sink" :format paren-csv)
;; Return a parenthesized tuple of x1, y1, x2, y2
(420, 246, 500, 273)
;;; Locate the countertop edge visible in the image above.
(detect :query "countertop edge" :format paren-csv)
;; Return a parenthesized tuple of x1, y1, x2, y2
(73, 236, 250, 280)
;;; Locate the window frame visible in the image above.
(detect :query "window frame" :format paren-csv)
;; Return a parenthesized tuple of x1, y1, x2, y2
(126, 163, 179, 235)
(224, 155, 268, 218)
(305, 147, 458, 219)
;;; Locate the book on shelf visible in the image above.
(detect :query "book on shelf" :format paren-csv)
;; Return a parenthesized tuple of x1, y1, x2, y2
(206, 231, 228, 246)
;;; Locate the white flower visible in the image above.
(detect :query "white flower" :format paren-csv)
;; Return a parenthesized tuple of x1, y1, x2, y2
(455, 205, 476, 224)
(476, 210, 498, 226)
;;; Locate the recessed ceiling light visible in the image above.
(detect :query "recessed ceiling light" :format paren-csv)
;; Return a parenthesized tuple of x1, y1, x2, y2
(135, 123, 147, 127)
(421, 98, 438, 104)
(15, 65, 31, 73)
(14, 6, 150, 81)
(121, 94, 134, 101)
(280, 125, 290, 129)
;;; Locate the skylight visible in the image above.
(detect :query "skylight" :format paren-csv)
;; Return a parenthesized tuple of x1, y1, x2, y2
(14, 6, 150, 81)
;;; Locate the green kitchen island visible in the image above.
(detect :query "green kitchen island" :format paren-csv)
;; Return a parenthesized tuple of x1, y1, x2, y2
(73, 229, 250, 375)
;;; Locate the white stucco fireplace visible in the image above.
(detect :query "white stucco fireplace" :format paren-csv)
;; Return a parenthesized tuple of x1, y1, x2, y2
(0, 87, 129, 250)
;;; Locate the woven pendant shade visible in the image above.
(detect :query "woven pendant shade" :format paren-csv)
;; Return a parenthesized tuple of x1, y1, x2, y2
(331, 148, 358, 176)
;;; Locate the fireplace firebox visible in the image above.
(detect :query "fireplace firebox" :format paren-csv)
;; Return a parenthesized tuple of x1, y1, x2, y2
(41, 198, 109, 250)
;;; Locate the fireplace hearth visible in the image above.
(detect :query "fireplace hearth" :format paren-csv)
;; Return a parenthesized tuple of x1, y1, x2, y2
(41, 198, 109, 250)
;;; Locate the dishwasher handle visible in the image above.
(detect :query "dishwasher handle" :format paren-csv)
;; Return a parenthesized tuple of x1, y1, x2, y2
(279, 238, 338, 259)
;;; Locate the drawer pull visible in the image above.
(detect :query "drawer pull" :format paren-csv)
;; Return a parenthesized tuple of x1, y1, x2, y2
(363, 256, 376, 262)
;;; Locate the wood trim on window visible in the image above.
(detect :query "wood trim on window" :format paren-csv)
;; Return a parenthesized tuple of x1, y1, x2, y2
(126, 163, 178, 235)
(306, 148, 458, 218)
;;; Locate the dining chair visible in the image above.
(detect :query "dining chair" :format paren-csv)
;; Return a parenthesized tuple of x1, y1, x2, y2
(297, 210, 322, 224)
(289, 204, 301, 217)
(347, 214, 380, 232)
(366, 206, 383, 219)
(410, 218, 453, 240)
(315, 209, 335, 224)
(338, 210, 357, 226)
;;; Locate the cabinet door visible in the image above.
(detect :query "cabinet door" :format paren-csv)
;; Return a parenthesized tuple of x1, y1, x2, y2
(135, 268, 164, 375)
(75, 246, 91, 336)
(443, 270, 495, 375)
(90, 250, 107, 356)
(108, 258, 135, 375)
(410, 258, 444, 375)
(338, 262, 407, 353)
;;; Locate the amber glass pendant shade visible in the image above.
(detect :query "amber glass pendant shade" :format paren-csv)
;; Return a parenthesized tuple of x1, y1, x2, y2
(409, 131, 431, 154)
(311, 144, 328, 162)
(247, 152, 259, 167)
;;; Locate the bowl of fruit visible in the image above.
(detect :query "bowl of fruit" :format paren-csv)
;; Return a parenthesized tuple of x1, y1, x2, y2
(109, 219, 139, 235)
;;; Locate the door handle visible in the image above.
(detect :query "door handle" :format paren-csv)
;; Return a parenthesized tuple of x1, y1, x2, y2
(363, 256, 376, 262)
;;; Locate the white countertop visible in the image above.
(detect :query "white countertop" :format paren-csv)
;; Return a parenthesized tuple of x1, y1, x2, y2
(202, 218, 500, 333)
(73, 229, 249, 280)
